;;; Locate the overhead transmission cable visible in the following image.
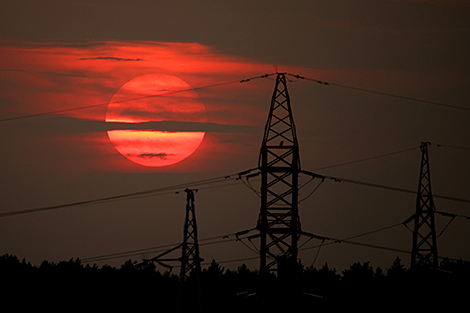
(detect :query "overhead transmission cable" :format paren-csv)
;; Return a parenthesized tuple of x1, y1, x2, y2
(431, 143, 470, 151)
(318, 174, 470, 204)
(81, 207, 469, 265)
(309, 142, 470, 204)
(312, 146, 419, 171)
(81, 219, 412, 266)
(4, 142, 470, 219)
(0, 173, 244, 218)
(3, 70, 469, 123)
(300, 219, 412, 256)
(285, 73, 470, 112)
(81, 229, 257, 263)
(0, 73, 275, 123)
(237, 144, 470, 204)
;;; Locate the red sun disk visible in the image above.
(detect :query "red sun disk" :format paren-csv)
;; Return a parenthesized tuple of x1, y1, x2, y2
(105, 74, 206, 167)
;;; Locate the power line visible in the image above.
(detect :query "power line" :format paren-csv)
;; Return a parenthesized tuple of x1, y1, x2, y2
(436, 211, 470, 220)
(81, 221, 410, 266)
(5, 71, 469, 124)
(4, 145, 470, 219)
(433, 143, 470, 151)
(319, 174, 470, 205)
(81, 230, 256, 263)
(0, 167, 266, 218)
(82, 242, 182, 263)
(300, 220, 411, 256)
(302, 231, 463, 263)
(82, 221, 405, 264)
(312, 146, 419, 171)
(237, 144, 470, 204)
(82, 213, 468, 265)
(299, 178, 325, 203)
(2, 168, 468, 220)
(0, 174, 241, 218)
(285, 73, 470, 112)
(2, 142, 468, 218)
(0, 73, 274, 123)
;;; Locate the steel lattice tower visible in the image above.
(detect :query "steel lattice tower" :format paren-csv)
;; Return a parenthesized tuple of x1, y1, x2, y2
(145, 189, 203, 313)
(257, 73, 301, 275)
(177, 188, 203, 312)
(411, 142, 438, 268)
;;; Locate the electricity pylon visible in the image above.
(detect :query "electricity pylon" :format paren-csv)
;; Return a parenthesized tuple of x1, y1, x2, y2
(144, 189, 203, 312)
(411, 142, 438, 268)
(257, 73, 301, 275)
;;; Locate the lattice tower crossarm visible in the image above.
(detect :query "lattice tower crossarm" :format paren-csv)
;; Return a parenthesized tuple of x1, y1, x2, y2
(411, 142, 438, 268)
(257, 73, 301, 275)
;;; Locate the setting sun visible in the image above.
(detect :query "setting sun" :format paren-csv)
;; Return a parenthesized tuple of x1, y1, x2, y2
(105, 74, 206, 167)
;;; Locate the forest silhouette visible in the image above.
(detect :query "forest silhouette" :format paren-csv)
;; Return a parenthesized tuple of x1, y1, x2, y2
(1, 254, 468, 312)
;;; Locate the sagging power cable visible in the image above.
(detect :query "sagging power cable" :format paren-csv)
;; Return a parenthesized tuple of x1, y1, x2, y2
(82, 228, 257, 263)
(285, 73, 470, 112)
(0, 173, 242, 218)
(0, 73, 275, 123)
(319, 174, 470, 205)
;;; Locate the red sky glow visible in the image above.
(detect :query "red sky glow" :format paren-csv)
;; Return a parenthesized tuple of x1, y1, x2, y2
(0, 40, 281, 171)
(1, 1, 469, 275)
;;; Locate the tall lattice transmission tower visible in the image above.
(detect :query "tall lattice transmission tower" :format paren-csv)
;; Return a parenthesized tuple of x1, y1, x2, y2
(411, 142, 439, 268)
(144, 189, 203, 312)
(257, 73, 301, 275)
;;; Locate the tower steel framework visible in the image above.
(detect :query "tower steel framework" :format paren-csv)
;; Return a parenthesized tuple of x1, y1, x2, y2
(411, 142, 438, 268)
(257, 73, 301, 274)
(145, 189, 203, 312)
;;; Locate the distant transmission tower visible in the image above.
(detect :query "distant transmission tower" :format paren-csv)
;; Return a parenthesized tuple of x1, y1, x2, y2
(411, 142, 438, 268)
(144, 189, 203, 313)
(257, 73, 301, 275)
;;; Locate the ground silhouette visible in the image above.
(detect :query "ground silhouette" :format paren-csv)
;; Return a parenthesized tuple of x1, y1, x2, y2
(1, 254, 468, 312)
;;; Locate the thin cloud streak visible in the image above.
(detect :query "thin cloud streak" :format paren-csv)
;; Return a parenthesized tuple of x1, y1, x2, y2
(79, 56, 144, 62)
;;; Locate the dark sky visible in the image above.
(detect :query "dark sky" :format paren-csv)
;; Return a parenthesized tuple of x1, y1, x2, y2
(1, 0, 469, 272)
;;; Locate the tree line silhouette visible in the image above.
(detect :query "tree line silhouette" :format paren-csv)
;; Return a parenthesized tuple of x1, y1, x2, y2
(1, 253, 468, 312)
